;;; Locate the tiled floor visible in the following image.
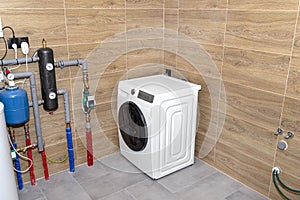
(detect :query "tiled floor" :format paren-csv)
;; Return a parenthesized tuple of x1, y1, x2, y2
(18, 152, 268, 200)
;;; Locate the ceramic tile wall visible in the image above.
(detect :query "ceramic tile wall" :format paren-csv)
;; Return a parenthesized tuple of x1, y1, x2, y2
(164, 0, 300, 199)
(1, 1, 300, 199)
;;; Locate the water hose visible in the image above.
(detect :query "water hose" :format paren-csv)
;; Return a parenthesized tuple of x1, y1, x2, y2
(272, 167, 300, 200)
(276, 172, 300, 194)
(46, 153, 68, 163)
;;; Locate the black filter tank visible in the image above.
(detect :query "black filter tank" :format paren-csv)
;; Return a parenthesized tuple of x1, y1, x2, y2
(37, 40, 58, 112)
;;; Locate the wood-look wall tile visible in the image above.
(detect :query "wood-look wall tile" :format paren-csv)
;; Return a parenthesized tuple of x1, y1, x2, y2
(179, 10, 226, 46)
(40, 112, 70, 146)
(95, 72, 126, 103)
(215, 142, 272, 196)
(126, 64, 164, 79)
(292, 19, 300, 56)
(286, 56, 300, 99)
(276, 97, 300, 178)
(228, 0, 298, 10)
(165, 0, 178, 8)
(179, 0, 227, 9)
(225, 11, 296, 55)
(223, 81, 283, 130)
(176, 40, 223, 78)
(66, 0, 125, 8)
(0, 9, 67, 47)
(126, 9, 163, 30)
(94, 101, 118, 132)
(164, 51, 177, 68)
(165, 9, 178, 30)
(69, 42, 127, 78)
(269, 172, 300, 200)
(127, 49, 164, 69)
(222, 47, 289, 94)
(195, 105, 217, 163)
(0, 0, 64, 8)
(66, 9, 125, 44)
(126, 0, 163, 8)
(218, 114, 276, 165)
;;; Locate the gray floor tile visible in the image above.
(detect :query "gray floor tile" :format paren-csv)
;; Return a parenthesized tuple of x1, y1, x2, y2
(176, 172, 243, 200)
(38, 171, 92, 200)
(99, 152, 142, 174)
(76, 167, 148, 199)
(181, 158, 218, 180)
(18, 184, 45, 200)
(127, 179, 181, 200)
(72, 160, 108, 183)
(19, 154, 268, 200)
(100, 189, 136, 200)
(157, 169, 199, 193)
(225, 186, 268, 200)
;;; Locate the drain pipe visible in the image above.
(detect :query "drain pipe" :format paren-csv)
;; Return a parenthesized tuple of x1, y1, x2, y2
(57, 89, 75, 172)
(56, 60, 94, 166)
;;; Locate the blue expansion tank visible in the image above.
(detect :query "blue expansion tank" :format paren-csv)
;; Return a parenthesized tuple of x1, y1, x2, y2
(0, 86, 29, 125)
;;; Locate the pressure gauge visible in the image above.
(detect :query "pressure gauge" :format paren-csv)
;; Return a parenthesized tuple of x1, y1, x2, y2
(46, 63, 54, 71)
(49, 92, 56, 100)
(7, 73, 14, 81)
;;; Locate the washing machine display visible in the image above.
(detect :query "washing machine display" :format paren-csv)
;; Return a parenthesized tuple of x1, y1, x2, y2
(118, 101, 148, 152)
(117, 74, 201, 179)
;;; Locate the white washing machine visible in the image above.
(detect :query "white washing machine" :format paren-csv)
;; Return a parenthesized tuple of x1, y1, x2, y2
(117, 74, 201, 179)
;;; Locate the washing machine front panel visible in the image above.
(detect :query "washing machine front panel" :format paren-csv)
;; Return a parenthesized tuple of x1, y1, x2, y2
(118, 101, 148, 152)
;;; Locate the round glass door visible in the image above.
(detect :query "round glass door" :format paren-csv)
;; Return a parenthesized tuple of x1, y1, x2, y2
(118, 101, 148, 151)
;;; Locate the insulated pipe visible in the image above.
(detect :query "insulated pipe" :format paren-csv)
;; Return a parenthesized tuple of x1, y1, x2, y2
(56, 60, 93, 166)
(24, 124, 36, 186)
(57, 89, 74, 172)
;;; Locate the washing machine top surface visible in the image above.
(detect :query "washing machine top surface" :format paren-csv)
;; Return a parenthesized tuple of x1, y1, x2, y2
(119, 75, 201, 99)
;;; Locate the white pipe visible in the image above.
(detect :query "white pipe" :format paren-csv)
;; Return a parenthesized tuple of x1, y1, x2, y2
(0, 102, 19, 200)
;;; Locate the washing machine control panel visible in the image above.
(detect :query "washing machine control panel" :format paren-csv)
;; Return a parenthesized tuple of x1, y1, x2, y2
(137, 90, 154, 103)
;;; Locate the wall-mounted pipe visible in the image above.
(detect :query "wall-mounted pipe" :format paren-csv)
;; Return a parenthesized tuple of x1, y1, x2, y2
(57, 89, 74, 172)
(56, 60, 94, 166)
(12, 71, 49, 180)
(13, 72, 44, 152)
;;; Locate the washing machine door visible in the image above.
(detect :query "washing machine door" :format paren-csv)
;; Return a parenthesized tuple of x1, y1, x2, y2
(118, 101, 148, 151)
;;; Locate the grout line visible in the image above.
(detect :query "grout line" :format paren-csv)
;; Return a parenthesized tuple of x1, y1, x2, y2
(213, 0, 230, 164)
(267, 0, 300, 197)
(125, 0, 128, 80)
